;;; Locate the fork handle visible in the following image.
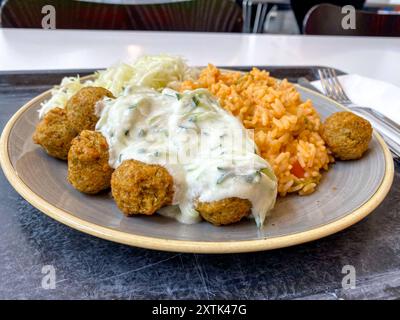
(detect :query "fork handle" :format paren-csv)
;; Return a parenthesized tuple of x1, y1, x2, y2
(349, 106, 400, 158)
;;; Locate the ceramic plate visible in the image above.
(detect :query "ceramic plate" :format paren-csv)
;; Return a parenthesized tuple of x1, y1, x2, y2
(0, 76, 394, 253)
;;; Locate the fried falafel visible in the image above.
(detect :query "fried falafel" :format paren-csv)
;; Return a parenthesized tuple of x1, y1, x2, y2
(321, 111, 372, 160)
(196, 197, 252, 226)
(68, 130, 113, 194)
(66, 87, 114, 133)
(33, 107, 77, 160)
(111, 160, 174, 216)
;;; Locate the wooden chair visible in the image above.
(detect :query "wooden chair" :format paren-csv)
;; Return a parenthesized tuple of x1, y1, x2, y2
(303, 3, 400, 36)
(0, 0, 243, 32)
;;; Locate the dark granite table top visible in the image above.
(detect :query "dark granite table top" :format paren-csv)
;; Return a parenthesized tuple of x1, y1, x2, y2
(0, 68, 399, 300)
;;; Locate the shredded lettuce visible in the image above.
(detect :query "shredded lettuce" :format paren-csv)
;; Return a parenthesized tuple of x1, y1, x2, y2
(38, 54, 195, 118)
(127, 54, 193, 90)
(94, 62, 135, 97)
(38, 76, 83, 119)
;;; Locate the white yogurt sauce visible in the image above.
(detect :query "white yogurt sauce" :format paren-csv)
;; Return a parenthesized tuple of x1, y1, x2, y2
(95, 87, 277, 227)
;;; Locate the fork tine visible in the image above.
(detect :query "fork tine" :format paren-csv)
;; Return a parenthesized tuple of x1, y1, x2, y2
(330, 69, 351, 102)
(327, 69, 343, 101)
(318, 69, 331, 97)
(322, 68, 336, 99)
(327, 68, 344, 102)
(325, 68, 341, 101)
(317, 69, 326, 92)
(326, 68, 339, 100)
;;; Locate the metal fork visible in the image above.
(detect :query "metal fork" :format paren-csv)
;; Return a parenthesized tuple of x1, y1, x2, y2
(318, 68, 400, 158)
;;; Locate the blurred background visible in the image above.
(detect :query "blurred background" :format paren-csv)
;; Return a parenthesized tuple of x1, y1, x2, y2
(0, 0, 399, 36)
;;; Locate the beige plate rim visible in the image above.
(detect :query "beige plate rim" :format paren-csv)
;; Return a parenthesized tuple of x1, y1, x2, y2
(0, 75, 395, 254)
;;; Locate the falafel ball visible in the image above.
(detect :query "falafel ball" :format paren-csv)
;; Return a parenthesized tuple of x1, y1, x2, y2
(196, 197, 252, 226)
(321, 111, 372, 160)
(68, 130, 113, 194)
(65, 87, 114, 133)
(33, 107, 77, 160)
(111, 160, 174, 216)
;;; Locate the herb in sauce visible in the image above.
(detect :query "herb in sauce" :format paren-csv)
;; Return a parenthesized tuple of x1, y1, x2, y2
(178, 123, 200, 133)
(216, 171, 235, 185)
(192, 96, 200, 107)
(149, 115, 162, 125)
(244, 171, 261, 183)
(261, 167, 277, 181)
(188, 115, 197, 123)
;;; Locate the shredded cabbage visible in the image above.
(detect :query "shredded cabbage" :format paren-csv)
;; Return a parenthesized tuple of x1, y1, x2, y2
(38, 76, 83, 119)
(127, 54, 194, 90)
(94, 62, 135, 97)
(38, 54, 195, 118)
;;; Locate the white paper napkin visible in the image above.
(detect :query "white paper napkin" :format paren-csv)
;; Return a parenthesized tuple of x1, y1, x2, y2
(311, 74, 400, 125)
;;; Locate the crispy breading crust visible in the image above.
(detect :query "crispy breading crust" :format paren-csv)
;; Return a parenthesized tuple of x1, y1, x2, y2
(196, 197, 252, 226)
(66, 87, 114, 133)
(321, 111, 372, 160)
(111, 160, 174, 216)
(68, 130, 113, 194)
(33, 107, 77, 160)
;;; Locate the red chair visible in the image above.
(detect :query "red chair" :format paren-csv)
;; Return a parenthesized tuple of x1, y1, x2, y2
(303, 3, 400, 36)
(0, 0, 243, 32)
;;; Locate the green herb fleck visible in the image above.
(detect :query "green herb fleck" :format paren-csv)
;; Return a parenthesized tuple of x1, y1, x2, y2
(216, 171, 235, 185)
(192, 96, 200, 107)
(217, 166, 226, 171)
(149, 115, 162, 125)
(178, 124, 200, 133)
(261, 167, 277, 181)
(244, 171, 261, 183)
